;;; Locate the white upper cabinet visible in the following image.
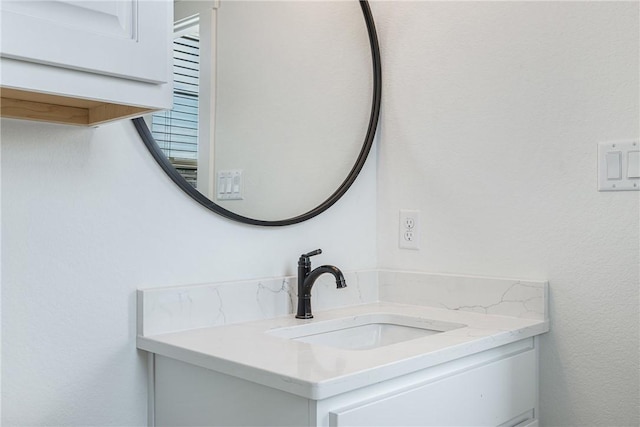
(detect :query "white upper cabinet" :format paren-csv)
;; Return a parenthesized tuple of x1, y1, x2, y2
(0, 0, 173, 126)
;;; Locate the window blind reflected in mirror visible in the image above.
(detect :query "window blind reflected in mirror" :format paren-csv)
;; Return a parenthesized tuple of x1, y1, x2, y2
(151, 34, 200, 187)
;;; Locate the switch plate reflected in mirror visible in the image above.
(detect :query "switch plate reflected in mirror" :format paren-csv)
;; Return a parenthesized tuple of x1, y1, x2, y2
(216, 170, 243, 201)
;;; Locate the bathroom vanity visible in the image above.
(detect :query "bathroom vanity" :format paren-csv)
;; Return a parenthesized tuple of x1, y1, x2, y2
(137, 270, 548, 427)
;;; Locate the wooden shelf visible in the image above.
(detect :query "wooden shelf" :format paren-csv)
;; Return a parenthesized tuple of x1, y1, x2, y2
(0, 87, 153, 126)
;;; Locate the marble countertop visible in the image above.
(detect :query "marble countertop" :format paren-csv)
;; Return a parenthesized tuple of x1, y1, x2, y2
(137, 301, 549, 400)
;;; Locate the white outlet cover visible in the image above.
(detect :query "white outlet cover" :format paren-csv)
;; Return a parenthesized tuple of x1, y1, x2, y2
(399, 210, 420, 250)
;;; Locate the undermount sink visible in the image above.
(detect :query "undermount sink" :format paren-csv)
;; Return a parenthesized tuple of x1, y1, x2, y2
(267, 313, 466, 350)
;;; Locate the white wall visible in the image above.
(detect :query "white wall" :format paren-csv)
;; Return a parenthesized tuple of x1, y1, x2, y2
(0, 119, 377, 425)
(374, 1, 639, 426)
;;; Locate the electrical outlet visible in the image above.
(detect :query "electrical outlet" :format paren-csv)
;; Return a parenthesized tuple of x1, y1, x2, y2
(399, 209, 420, 250)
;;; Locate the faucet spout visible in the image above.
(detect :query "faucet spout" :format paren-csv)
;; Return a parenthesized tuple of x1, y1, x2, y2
(295, 250, 346, 319)
(304, 265, 347, 293)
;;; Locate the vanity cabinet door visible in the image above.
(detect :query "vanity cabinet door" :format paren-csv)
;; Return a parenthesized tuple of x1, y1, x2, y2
(0, 0, 170, 84)
(328, 345, 538, 427)
(154, 355, 311, 427)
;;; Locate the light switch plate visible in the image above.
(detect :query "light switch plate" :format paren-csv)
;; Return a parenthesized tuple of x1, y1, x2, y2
(597, 140, 639, 191)
(216, 169, 244, 200)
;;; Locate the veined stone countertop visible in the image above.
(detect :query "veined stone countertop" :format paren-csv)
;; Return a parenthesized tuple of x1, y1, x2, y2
(137, 271, 549, 400)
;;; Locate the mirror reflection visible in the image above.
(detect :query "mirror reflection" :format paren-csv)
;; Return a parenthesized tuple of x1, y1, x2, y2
(146, 0, 376, 222)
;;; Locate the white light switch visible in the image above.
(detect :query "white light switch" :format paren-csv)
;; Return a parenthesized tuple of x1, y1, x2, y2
(216, 169, 244, 200)
(628, 151, 640, 179)
(605, 152, 622, 180)
(217, 174, 226, 195)
(225, 176, 233, 193)
(598, 140, 640, 191)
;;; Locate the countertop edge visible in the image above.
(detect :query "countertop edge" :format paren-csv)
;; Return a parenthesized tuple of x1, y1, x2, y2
(137, 319, 549, 400)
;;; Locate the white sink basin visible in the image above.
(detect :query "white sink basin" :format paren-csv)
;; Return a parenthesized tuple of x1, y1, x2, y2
(267, 313, 466, 350)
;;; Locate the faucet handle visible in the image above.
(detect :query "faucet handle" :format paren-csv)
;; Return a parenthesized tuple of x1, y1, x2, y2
(302, 249, 322, 258)
(299, 249, 322, 268)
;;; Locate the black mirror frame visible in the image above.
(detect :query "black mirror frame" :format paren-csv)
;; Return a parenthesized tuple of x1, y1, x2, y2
(133, 0, 381, 227)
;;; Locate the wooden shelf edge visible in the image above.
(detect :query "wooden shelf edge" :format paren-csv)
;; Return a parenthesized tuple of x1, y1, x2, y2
(1, 90, 155, 126)
(1, 96, 89, 125)
(88, 104, 151, 126)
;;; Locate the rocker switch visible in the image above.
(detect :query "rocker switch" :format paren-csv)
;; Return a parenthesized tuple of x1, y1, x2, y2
(605, 152, 622, 180)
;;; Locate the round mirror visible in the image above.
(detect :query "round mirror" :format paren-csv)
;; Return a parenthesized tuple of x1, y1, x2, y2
(133, 0, 381, 226)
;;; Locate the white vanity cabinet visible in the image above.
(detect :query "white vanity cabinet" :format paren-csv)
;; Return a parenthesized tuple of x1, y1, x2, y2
(0, 0, 172, 126)
(152, 338, 540, 427)
(138, 274, 549, 427)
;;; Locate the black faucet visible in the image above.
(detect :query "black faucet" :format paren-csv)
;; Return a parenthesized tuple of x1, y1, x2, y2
(295, 249, 346, 319)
